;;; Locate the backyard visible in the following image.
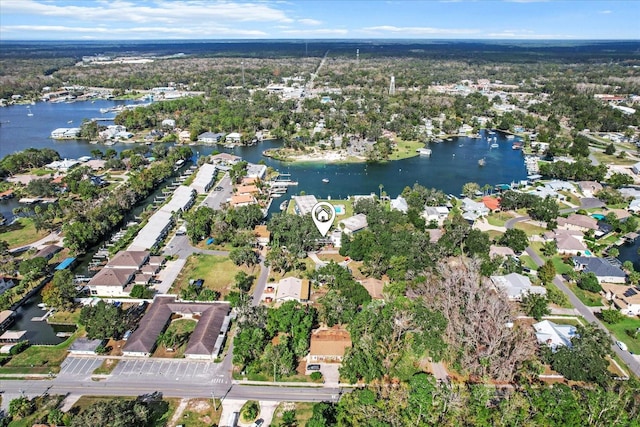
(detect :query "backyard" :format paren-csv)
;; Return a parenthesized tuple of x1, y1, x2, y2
(603, 316, 640, 354)
(1, 217, 50, 248)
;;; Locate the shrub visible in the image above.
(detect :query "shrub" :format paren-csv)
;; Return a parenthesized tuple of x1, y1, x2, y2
(600, 308, 624, 324)
(577, 272, 602, 293)
(242, 400, 260, 421)
(310, 371, 323, 381)
(9, 340, 30, 355)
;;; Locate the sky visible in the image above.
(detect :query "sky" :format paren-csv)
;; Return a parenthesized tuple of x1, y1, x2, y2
(1, 0, 639, 41)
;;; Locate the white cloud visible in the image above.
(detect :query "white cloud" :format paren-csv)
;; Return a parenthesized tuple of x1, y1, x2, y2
(599, 10, 612, 14)
(362, 25, 480, 36)
(298, 18, 322, 26)
(280, 28, 349, 36)
(486, 30, 574, 39)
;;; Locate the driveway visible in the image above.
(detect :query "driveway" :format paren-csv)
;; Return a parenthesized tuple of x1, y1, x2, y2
(202, 173, 233, 210)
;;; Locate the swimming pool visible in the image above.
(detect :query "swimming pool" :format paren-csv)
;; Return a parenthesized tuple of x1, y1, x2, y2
(334, 205, 345, 215)
(591, 214, 605, 220)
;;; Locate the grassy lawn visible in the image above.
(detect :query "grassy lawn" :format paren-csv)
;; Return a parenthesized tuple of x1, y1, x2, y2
(170, 253, 242, 297)
(592, 152, 638, 166)
(0, 329, 81, 375)
(550, 257, 574, 275)
(179, 398, 221, 427)
(486, 212, 514, 227)
(271, 402, 315, 427)
(545, 316, 584, 326)
(567, 282, 604, 307)
(558, 190, 580, 206)
(602, 316, 640, 354)
(47, 307, 82, 325)
(388, 140, 423, 161)
(153, 318, 197, 358)
(92, 358, 119, 375)
(485, 230, 504, 241)
(514, 221, 547, 237)
(322, 198, 354, 218)
(520, 255, 539, 270)
(1, 217, 49, 249)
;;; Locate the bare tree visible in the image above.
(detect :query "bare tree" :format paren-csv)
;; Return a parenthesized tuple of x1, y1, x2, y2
(415, 257, 536, 381)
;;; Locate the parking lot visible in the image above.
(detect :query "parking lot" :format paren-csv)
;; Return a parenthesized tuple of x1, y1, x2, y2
(111, 358, 227, 383)
(59, 357, 103, 377)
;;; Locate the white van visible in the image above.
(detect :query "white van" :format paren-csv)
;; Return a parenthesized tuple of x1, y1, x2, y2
(616, 341, 628, 352)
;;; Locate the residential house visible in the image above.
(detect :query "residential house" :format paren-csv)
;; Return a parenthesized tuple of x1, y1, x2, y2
(0, 310, 15, 331)
(225, 132, 242, 144)
(629, 199, 640, 213)
(390, 196, 408, 213)
(246, 163, 267, 180)
(533, 320, 577, 351)
(545, 230, 588, 255)
(178, 130, 191, 142)
(557, 214, 598, 233)
(292, 195, 319, 216)
(422, 206, 450, 226)
(489, 245, 515, 259)
(87, 267, 136, 297)
(34, 245, 62, 261)
(197, 132, 225, 144)
(577, 181, 603, 197)
(0, 278, 16, 295)
(308, 326, 352, 363)
(601, 283, 640, 316)
(254, 225, 271, 246)
(210, 153, 241, 166)
(491, 273, 547, 301)
(632, 161, 640, 174)
(481, 196, 501, 212)
(460, 198, 489, 222)
(161, 119, 176, 129)
(427, 229, 444, 243)
(275, 277, 311, 302)
(230, 194, 257, 208)
(358, 278, 385, 300)
(572, 256, 627, 284)
(339, 214, 368, 235)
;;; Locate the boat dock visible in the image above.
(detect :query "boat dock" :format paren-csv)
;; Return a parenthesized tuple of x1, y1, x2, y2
(31, 308, 55, 322)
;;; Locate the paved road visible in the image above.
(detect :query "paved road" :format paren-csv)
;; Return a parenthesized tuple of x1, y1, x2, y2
(0, 378, 344, 403)
(202, 173, 233, 210)
(251, 257, 270, 307)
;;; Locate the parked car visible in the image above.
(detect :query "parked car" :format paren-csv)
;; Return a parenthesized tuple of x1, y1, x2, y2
(250, 419, 264, 427)
(307, 364, 321, 371)
(616, 340, 628, 352)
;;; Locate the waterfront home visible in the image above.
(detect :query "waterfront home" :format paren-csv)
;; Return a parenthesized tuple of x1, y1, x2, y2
(108, 250, 150, 270)
(390, 196, 408, 213)
(210, 153, 241, 167)
(225, 132, 242, 144)
(460, 198, 489, 222)
(601, 283, 640, 316)
(275, 277, 311, 303)
(490, 273, 546, 301)
(339, 214, 368, 235)
(481, 196, 501, 212)
(161, 119, 176, 129)
(178, 130, 191, 142)
(533, 320, 577, 351)
(572, 256, 627, 284)
(422, 206, 450, 226)
(50, 127, 80, 139)
(557, 214, 599, 233)
(230, 194, 257, 208)
(307, 326, 352, 363)
(545, 230, 588, 255)
(246, 163, 267, 180)
(87, 267, 136, 297)
(189, 163, 217, 194)
(292, 195, 319, 216)
(197, 131, 225, 144)
(45, 159, 80, 172)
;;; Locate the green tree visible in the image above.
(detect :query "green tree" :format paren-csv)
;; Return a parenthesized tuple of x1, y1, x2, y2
(462, 182, 480, 198)
(465, 229, 491, 258)
(538, 260, 556, 285)
(8, 396, 34, 419)
(42, 269, 76, 310)
(541, 240, 558, 257)
(578, 272, 602, 293)
(521, 292, 550, 320)
(242, 401, 260, 421)
(600, 308, 624, 324)
(229, 245, 259, 269)
(79, 300, 127, 339)
(281, 409, 297, 427)
(235, 271, 255, 292)
(18, 256, 48, 282)
(499, 228, 529, 253)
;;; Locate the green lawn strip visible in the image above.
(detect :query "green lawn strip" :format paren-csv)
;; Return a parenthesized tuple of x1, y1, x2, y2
(485, 230, 504, 241)
(1, 217, 49, 249)
(47, 308, 82, 325)
(270, 402, 315, 427)
(550, 256, 574, 275)
(591, 152, 638, 166)
(171, 253, 241, 297)
(514, 221, 546, 237)
(557, 190, 581, 206)
(602, 316, 640, 354)
(566, 282, 604, 307)
(520, 255, 539, 271)
(92, 358, 119, 375)
(0, 329, 82, 374)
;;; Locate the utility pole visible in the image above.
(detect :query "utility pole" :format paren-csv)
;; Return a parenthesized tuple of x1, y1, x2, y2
(211, 390, 218, 411)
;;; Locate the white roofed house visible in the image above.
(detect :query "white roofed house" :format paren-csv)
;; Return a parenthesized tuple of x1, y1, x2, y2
(197, 131, 225, 144)
(490, 272, 546, 301)
(292, 195, 319, 216)
(246, 163, 267, 180)
(275, 277, 311, 302)
(533, 320, 577, 352)
(339, 213, 368, 235)
(390, 196, 408, 213)
(422, 206, 450, 226)
(460, 198, 489, 223)
(225, 132, 242, 144)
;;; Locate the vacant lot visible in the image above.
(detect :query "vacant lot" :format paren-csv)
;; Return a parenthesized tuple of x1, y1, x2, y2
(171, 254, 242, 297)
(1, 217, 49, 248)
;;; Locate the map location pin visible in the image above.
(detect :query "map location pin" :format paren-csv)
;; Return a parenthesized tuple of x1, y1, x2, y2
(312, 202, 336, 237)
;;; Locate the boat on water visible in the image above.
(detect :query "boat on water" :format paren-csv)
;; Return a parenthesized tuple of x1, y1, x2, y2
(280, 200, 288, 211)
(27, 107, 33, 117)
(490, 143, 499, 148)
(478, 158, 486, 166)
(506, 134, 515, 140)
(322, 178, 330, 183)
(512, 143, 523, 150)
(37, 303, 47, 309)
